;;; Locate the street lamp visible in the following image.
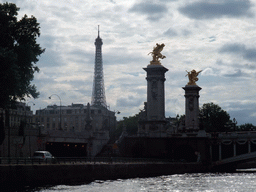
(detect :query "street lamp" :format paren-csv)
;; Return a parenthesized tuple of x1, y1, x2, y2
(49, 94, 62, 130)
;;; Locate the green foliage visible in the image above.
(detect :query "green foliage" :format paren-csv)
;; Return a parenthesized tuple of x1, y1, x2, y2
(0, 2, 44, 109)
(112, 114, 139, 141)
(238, 123, 256, 131)
(199, 102, 231, 132)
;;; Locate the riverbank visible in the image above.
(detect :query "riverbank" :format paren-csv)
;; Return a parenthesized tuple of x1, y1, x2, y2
(1, 162, 209, 191)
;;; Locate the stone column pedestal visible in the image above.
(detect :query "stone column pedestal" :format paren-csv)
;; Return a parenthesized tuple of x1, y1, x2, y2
(140, 64, 168, 137)
(143, 65, 168, 121)
(183, 85, 202, 131)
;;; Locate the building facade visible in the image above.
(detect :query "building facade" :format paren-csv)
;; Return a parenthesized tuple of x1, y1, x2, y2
(34, 103, 116, 157)
(0, 102, 39, 157)
(35, 103, 116, 133)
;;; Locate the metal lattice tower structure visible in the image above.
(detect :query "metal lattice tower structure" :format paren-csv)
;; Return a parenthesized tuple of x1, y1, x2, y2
(91, 26, 107, 108)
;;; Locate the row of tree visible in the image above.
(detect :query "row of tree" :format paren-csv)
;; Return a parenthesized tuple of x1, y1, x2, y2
(112, 102, 255, 140)
(199, 102, 255, 132)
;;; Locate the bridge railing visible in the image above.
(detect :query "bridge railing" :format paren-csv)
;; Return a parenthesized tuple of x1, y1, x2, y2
(0, 157, 180, 165)
(0, 157, 58, 165)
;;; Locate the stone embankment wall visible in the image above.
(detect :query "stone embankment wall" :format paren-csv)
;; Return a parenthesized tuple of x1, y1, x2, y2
(1, 163, 208, 190)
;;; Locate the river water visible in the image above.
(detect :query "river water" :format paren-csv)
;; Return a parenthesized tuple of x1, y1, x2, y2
(34, 171, 256, 192)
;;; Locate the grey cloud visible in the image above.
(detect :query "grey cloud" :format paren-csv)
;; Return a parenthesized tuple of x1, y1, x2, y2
(72, 89, 92, 97)
(163, 28, 192, 37)
(165, 111, 177, 117)
(38, 35, 56, 50)
(116, 96, 144, 107)
(219, 43, 246, 53)
(244, 49, 256, 61)
(225, 101, 256, 125)
(129, 2, 168, 21)
(223, 69, 243, 77)
(69, 35, 91, 44)
(109, 0, 116, 4)
(49, 6, 77, 22)
(159, 0, 178, 2)
(164, 28, 178, 37)
(179, 0, 253, 20)
(217, 60, 256, 71)
(68, 49, 94, 65)
(219, 43, 256, 62)
(209, 36, 216, 42)
(244, 64, 256, 70)
(37, 49, 63, 67)
(229, 110, 255, 125)
(104, 50, 146, 65)
(8, 0, 37, 13)
(123, 72, 142, 77)
(33, 77, 55, 88)
(182, 29, 192, 36)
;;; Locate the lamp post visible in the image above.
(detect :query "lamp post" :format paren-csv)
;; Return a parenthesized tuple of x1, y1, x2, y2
(49, 94, 62, 130)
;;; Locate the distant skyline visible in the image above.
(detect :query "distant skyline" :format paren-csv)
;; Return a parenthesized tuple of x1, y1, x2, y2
(6, 0, 256, 125)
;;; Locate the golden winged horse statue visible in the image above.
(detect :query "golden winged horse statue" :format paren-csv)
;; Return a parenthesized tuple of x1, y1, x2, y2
(186, 69, 202, 85)
(148, 43, 166, 64)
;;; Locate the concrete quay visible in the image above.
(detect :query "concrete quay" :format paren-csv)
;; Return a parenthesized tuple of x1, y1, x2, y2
(0, 162, 209, 191)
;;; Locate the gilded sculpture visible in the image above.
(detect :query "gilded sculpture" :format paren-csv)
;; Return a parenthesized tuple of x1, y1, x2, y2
(148, 43, 166, 65)
(186, 69, 202, 85)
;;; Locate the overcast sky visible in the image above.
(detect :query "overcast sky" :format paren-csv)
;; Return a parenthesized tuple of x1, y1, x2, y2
(5, 0, 256, 125)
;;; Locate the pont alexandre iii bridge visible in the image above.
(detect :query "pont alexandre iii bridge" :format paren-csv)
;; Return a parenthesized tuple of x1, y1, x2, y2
(210, 131, 256, 170)
(118, 49, 256, 171)
(117, 130, 256, 171)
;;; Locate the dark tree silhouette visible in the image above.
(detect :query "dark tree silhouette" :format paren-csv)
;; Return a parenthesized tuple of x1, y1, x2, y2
(111, 113, 139, 142)
(0, 2, 44, 109)
(238, 123, 255, 131)
(199, 102, 231, 132)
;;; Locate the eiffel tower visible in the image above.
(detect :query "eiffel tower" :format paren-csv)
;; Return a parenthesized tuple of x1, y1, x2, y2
(91, 26, 107, 108)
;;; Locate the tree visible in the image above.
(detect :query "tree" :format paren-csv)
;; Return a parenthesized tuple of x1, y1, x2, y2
(238, 123, 256, 131)
(0, 2, 44, 109)
(111, 113, 139, 142)
(199, 102, 231, 132)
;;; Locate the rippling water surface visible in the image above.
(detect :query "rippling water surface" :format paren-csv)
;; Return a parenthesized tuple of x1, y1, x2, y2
(37, 173, 256, 192)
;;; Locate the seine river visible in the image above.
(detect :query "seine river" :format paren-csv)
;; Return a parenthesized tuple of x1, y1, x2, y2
(34, 171, 256, 192)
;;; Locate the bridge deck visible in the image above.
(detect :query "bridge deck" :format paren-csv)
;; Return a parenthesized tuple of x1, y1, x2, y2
(214, 151, 256, 166)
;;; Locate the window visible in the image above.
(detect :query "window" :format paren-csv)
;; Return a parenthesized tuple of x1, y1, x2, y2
(67, 110, 72, 114)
